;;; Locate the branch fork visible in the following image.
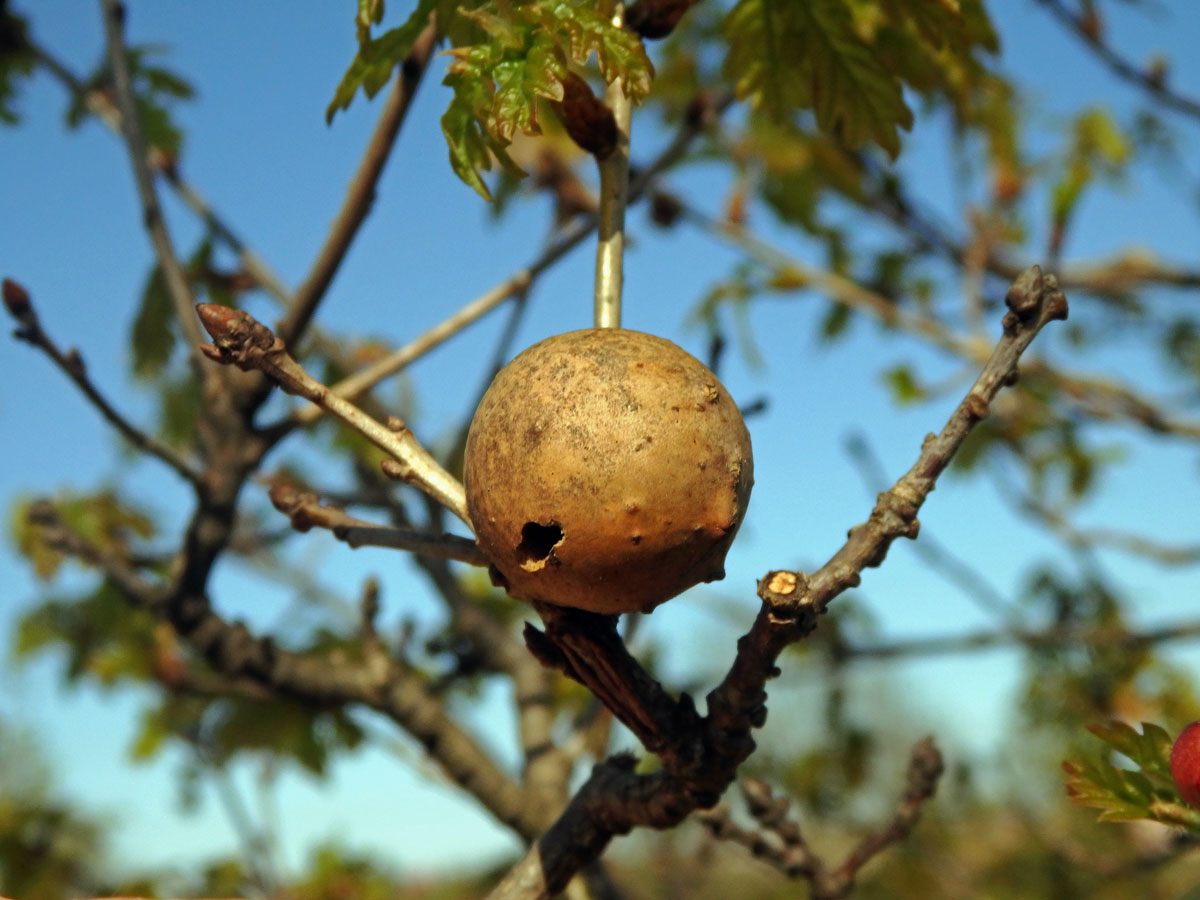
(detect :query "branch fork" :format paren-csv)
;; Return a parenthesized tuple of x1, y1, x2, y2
(195, 303, 473, 528)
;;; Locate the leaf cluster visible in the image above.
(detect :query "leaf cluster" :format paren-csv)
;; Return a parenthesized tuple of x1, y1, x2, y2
(1064, 721, 1200, 830)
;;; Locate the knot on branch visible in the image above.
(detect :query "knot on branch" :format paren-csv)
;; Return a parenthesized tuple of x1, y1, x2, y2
(197, 303, 283, 371)
(905, 736, 944, 803)
(268, 480, 321, 532)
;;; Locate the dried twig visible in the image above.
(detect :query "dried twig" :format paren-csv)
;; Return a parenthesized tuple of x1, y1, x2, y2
(3, 280, 203, 486)
(98, 0, 222, 397)
(276, 20, 438, 347)
(1037, 0, 1200, 123)
(699, 739, 943, 899)
(267, 481, 486, 565)
(195, 303, 471, 527)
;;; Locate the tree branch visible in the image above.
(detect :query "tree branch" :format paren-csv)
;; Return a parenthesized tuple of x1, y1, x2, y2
(1037, 0, 1200, 123)
(698, 740, 942, 899)
(25, 500, 545, 842)
(195, 303, 471, 527)
(97, 0, 222, 398)
(25, 37, 293, 306)
(3, 279, 203, 487)
(275, 20, 438, 348)
(267, 481, 486, 565)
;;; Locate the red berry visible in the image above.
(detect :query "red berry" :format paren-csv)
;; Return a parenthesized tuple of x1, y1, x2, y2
(1171, 721, 1200, 807)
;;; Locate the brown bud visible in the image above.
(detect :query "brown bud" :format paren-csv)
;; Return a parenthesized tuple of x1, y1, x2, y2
(3, 278, 34, 324)
(649, 191, 684, 228)
(550, 72, 618, 159)
(625, 0, 698, 39)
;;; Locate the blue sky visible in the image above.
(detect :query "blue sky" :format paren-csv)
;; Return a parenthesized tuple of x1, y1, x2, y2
(3, 0, 1200, 883)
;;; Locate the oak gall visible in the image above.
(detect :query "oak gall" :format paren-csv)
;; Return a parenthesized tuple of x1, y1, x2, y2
(464, 328, 753, 615)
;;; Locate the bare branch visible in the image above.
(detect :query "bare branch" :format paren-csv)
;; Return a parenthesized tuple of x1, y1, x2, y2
(267, 481, 486, 565)
(1037, 0, 1200, 124)
(1025, 360, 1200, 440)
(839, 616, 1200, 662)
(4, 279, 203, 486)
(276, 20, 438, 348)
(97, 0, 221, 396)
(26, 36, 292, 305)
(196, 303, 471, 527)
(1014, 487, 1200, 566)
(843, 431, 1019, 622)
(699, 740, 942, 899)
(715, 268, 1067, 739)
(667, 195, 986, 360)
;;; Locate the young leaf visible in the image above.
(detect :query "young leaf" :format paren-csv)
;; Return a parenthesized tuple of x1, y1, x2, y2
(1064, 720, 1200, 831)
(327, 0, 438, 123)
(722, 0, 913, 157)
(131, 264, 175, 378)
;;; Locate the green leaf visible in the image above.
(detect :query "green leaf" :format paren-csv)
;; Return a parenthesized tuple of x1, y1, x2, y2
(882, 363, 925, 404)
(0, 7, 34, 126)
(327, 0, 438, 123)
(1064, 720, 1200, 830)
(1086, 720, 1174, 782)
(441, 90, 501, 201)
(722, 0, 913, 157)
(10, 492, 155, 582)
(820, 301, 853, 340)
(13, 580, 156, 686)
(131, 265, 175, 378)
(535, 2, 654, 100)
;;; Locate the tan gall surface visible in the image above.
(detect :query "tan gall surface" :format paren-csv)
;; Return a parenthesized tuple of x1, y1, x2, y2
(464, 328, 753, 614)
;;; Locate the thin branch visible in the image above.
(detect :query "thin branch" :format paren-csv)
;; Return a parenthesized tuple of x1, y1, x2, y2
(1014, 487, 1200, 566)
(674, 189, 1200, 443)
(195, 303, 471, 527)
(3, 280, 203, 487)
(669, 195, 986, 361)
(843, 431, 1020, 622)
(25, 39, 293, 306)
(267, 481, 486, 565)
(593, 20, 632, 329)
(1037, 0, 1200, 123)
(97, 0, 221, 397)
(698, 741, 942, 900)
(276, 20, 438, 348)
(838, 616, 1200, 662)
(829, 738, 944, 895)
(289, 263, 539, 428)
(1024, 360, 1200, 440)
(283, 90, 733, 431)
